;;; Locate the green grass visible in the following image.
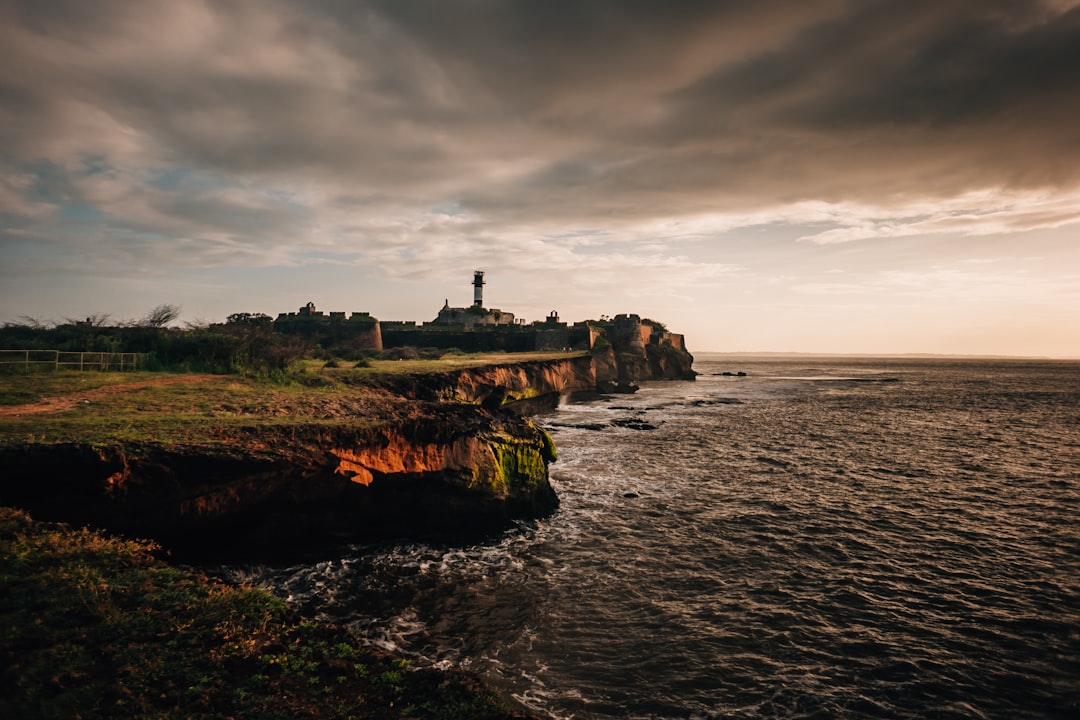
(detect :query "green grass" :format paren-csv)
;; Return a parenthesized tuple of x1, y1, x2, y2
(0, 351, 581, 406)
(315, 351, 583, 376)
(0, 371, 192, 406)
(0, 507, 524, 719)
(0, 353, 583, 448)
(0, 375, 387, 447)
(0, 357, 563, 716)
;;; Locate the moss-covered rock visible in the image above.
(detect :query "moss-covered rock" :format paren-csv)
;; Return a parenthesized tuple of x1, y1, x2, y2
(491, 435, 549, 495)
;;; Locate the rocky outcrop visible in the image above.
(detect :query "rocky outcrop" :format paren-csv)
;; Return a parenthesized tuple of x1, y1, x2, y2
(0, 341, 692, 559)
(644, 342, 697, 381)
(591, 316, 696, 391)
(376, 355, 598, 410)
(377, 342, 692, 407)
(0, 407, 557, 559)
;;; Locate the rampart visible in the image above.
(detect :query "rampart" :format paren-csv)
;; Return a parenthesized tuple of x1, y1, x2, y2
(274, 303, 383, 350)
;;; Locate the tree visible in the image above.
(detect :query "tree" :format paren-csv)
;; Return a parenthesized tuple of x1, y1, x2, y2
(12, 315, 51, 329)
(63, 313, 112, 327)
(183, 317, 211, 330)
(140, 304, 181, 328)
(225, 312, 273, 327)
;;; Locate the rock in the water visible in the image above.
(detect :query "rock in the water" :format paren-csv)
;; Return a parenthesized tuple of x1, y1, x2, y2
(611, 417, 658, 431)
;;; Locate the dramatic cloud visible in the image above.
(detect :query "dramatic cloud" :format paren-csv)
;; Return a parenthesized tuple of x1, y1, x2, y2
(2, 0, 1079, 354)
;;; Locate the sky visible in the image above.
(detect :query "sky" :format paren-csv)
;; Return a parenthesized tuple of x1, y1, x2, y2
(2, 0, 1079, 357)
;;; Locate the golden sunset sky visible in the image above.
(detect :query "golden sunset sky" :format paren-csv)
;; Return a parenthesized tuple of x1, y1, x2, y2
(2, 1, 1079, 356)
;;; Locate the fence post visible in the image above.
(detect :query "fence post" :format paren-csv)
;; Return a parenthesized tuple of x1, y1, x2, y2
(54, 350, 59, 372)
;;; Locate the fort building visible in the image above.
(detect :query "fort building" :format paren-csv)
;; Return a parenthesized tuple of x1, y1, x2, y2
(429, 271, 519, 328)
(274, 302, 383, 350)
(265, 272, 686, 357)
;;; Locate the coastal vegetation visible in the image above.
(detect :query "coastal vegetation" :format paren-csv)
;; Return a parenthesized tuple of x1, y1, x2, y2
(0, 358, 573, 717)
(0, 507, 528, 719)
(1, 309, 584, 374)
(0, 354, 577, 446)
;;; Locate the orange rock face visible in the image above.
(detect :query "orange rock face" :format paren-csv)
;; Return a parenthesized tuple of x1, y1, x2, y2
(0, 402, 558, 559)
(0, 350, 690, 559)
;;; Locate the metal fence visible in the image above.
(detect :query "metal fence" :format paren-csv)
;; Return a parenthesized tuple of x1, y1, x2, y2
(0, 350, 148, 372)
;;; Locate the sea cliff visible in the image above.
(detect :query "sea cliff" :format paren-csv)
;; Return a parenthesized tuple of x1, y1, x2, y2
(378, 342, 695, 407)
(0, 339, 693, 558)
(0, 400, 558, 559)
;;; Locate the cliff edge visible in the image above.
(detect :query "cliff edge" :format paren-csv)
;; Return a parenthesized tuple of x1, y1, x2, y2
(0, 367, 568, 559)
(0, 327, 692, 559)
(589, 314, 696, 391)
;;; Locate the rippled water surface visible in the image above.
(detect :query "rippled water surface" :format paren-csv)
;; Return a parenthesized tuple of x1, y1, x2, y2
(234, 357, 1080, 718)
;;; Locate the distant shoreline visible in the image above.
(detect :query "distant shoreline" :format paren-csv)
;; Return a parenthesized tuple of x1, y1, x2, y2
(693, 351, 1078, 361)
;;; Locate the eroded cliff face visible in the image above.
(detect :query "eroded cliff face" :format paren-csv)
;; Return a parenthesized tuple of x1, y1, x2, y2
(0, 351, 692, 559)
(644, 343, 697, 381)
(378, 349, 692, 407)
(0, 406, 558, 559)
(591, 344, 695, 391)
(377, 355, 598, 409)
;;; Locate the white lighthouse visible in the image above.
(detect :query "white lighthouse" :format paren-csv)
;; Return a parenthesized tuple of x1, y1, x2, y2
(432, 270, 515, 326)
(473, 270, 485, 307)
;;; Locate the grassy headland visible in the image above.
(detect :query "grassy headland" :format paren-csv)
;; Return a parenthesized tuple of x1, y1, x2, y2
(0, 356, 570, 718)
(0, 351, 579, 447)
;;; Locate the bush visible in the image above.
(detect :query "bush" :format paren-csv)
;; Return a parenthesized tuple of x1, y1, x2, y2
(591, 334, 612, 354)
(381, 346, 420, 360)
(0, 508, 520, 719)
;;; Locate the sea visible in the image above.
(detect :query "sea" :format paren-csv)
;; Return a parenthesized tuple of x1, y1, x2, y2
(231, 355, 1080, 719)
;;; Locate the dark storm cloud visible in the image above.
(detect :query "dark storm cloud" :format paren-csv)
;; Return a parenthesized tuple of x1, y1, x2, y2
(659, 0, 1080, 193)
(2, 0, 1080, 257)
(353, 0, 1080, 221)
(788, 3, 1080, 130)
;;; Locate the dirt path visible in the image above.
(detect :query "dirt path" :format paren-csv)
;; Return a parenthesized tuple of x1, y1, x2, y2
(0, 375, 225, 417)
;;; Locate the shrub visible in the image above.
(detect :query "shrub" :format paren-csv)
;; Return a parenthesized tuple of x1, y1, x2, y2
(590, 334, 612, 354)
(382, 346, 420, 360)
(0, 508, 519, 719)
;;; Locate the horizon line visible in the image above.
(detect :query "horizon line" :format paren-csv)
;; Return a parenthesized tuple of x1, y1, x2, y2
(693, 351, 1080, 361)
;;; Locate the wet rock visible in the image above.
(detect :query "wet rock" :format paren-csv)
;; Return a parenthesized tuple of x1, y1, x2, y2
(611, 417, 658, 431)
(549, 422, 608, 431)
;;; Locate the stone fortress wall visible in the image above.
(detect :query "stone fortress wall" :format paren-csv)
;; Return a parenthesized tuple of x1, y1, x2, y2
(271, 273, 688, 357)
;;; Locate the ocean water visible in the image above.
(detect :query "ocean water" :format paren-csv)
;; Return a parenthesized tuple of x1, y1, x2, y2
(234, 356, 1080, 719)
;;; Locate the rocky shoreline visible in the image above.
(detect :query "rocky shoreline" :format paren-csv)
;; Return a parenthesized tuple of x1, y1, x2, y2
(0, 348, 693, 561)
(0, 343, 693, 718)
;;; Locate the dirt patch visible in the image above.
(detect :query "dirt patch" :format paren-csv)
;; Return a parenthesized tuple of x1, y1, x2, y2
(0, 374, 225, 417)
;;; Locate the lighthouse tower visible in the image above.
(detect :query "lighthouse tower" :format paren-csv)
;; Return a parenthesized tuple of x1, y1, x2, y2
(472, 270, 485, 307)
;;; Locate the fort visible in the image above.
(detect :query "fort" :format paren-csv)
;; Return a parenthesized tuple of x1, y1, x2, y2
(272, 270, 689, 362)
(274, 301, 383, 350)
(0, 273, 694, 562)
